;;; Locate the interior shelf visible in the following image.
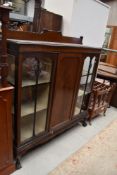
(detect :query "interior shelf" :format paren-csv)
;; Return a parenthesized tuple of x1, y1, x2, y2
(21, 102, 47, 117)
(8, 74, 50, 87)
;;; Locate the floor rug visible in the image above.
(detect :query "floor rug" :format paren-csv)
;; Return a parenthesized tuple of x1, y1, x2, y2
(49, 119, 117, 175)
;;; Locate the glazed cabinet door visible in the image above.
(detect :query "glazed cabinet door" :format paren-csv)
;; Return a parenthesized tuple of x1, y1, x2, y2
(50, 53, 84, 129)
(73, 56, 98, 117)
(8, 53, 56, 145)
(20, 54, 56, 143)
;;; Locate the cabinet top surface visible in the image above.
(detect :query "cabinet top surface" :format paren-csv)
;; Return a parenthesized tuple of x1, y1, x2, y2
(7, 39, 101, 50)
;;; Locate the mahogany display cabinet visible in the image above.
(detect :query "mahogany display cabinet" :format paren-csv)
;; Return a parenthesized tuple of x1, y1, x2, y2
(7, 39, 101, 167)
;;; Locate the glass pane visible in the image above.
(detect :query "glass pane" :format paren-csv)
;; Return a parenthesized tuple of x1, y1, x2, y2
(21, 86, 35, 142)
(22, 57, 37, 87)
(86, 75, 93, 93)
(12, 0, 25, 15)
(74, 56, 96, 116)
(36, 84, 49, 112)
(90, 57, 96, 74)
(74, 89, 84, 115)
(81, 75, 93, 93)
(7, 54, 15, 85)
(35, 84, 49, 135)
(82, 57, 90, 76)
(80, 76, 87, 87)
(22, 57, 52, 87)
(7, 55, 15, 113)
(38, 57, 52, 84)
(21, 87, 35, 116)
(35, 109, 47, 135)
(21, 114, 33, 142)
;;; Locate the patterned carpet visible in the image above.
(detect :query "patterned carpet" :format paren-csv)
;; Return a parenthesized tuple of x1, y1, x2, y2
(49, 119, 117, 175)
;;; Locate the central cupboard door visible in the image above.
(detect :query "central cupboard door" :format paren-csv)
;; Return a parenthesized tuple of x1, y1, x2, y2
(50, 53, 84, 128)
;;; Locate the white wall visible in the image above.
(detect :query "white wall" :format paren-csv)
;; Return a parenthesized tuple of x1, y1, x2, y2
(44, 0, 110, 47)
(70, 0, 110, 47)
(27, 0, 110, 47)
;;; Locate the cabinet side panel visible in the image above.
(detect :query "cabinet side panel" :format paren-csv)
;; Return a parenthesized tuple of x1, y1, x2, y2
(0, 88, 14, 172)
(0, 96, 9, 169)
(50, 54, 82, 128)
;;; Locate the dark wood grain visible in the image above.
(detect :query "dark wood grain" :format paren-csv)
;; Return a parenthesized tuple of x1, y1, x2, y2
(0, 5, 12, 86)
(32, 0, 62, 33)
(0, 86, 15, 175)
(50, 53, 83, 128)
(7, 30, 83, 44)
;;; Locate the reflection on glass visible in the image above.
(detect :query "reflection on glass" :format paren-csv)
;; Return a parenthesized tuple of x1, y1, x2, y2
(90, 57, 96, 74)
(74, 89, 84, 115)
(22, 57, 52, 87)
(80, 75, 93, 94)
(38, 58, 52, 84)
(7, 54, 15, 85)
(82, 57, 90, 76)
(22, 57, 37, 87)
(86, 75, 93, 93)
(21, 87, 35, 142)
(74, 56, 96, 116)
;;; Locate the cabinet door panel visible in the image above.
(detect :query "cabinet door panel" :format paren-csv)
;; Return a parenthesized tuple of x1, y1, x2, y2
(0, 96, 9, 169)
(50, 53, 83, 128)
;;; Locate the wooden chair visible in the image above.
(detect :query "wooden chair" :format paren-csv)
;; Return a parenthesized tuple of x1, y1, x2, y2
(88, 81, 116, 124)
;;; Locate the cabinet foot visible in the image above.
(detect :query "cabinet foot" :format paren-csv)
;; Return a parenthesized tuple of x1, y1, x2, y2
(16, 157, 22, 170)
(82, 121, 87, 127)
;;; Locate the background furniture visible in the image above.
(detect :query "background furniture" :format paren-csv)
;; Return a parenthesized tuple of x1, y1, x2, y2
(33, 0, 62, 33)
(7, 36, 101, 167)
(33, 8, 63, 33)
(97, 61, 117, 107)
(0, 6, 15, 175)
(104, 26, 117, 66)
(97, 62, 117, 83)
(88, 81, 115, 124)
